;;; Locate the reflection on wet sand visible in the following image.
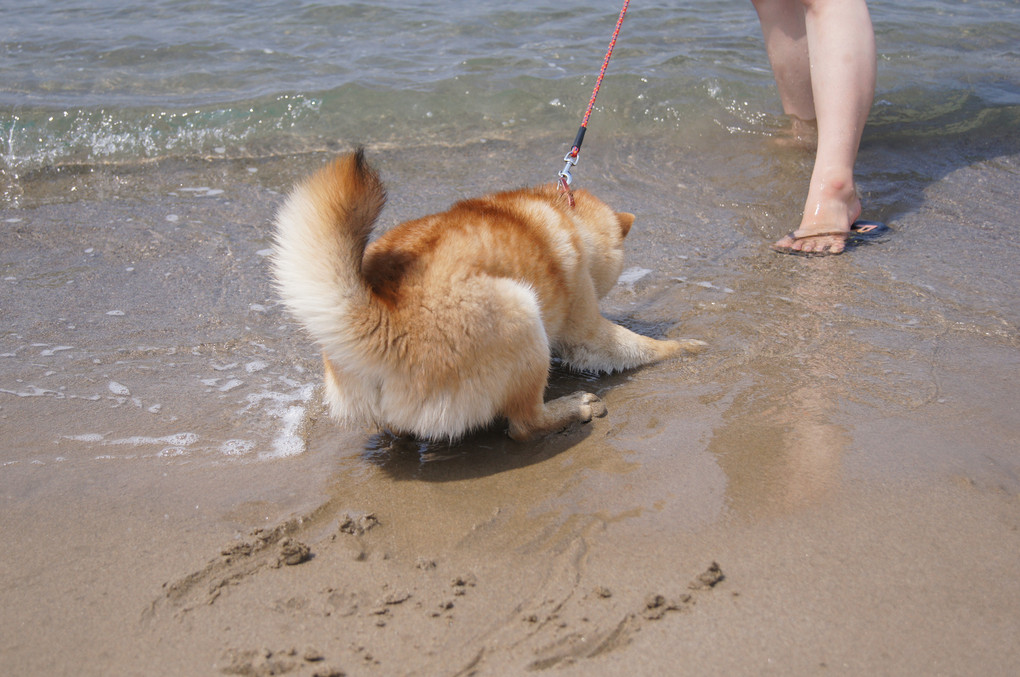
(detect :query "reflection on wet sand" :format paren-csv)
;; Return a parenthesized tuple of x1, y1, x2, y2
(710, 260, 855, 517)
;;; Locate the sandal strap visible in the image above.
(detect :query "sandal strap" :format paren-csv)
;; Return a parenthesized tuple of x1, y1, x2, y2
(786, 229, 849, 241)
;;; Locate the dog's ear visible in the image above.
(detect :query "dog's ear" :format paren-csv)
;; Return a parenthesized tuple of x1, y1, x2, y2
(616, 212, 635, 238)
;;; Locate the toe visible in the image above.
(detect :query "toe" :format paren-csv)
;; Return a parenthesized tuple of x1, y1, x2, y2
(800, 235, 823, 253)
(579, 392, 607, 419)
(679, 339, 707, 354)
(800, 233, 847, 255)
(772, 233, 796, 251)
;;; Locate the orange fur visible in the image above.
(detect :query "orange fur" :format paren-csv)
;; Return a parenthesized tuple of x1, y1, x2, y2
(272, 150, 704, 441)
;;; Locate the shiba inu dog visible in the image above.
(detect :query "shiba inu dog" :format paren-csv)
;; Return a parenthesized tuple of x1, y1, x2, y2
(272, 149, 704, 441)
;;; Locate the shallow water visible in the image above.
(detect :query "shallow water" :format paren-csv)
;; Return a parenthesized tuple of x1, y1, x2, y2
(3, 0, 1018, 182)
(1, 4, 1019, 671)
(2, 131, 1016, 516)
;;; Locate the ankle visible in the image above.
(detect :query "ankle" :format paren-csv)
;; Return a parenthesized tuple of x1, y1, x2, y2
(799, 174, 862, 233)
(812, 169, 857, 202)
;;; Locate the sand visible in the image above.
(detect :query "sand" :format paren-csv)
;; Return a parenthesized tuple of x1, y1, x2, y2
(4, 438, 1018, 676)
(1, 135, 1019, 675)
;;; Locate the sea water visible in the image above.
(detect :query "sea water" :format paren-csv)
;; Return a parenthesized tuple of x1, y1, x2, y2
(1, 0, 1017, 483)
(3, 0, 1016, 184)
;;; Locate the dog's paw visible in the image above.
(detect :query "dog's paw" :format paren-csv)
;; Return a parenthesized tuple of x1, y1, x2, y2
(575, 392, 607, 422)
(674, 338, 707, 355)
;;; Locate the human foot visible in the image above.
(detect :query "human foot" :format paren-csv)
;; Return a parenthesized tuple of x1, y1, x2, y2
(772, 177, 862, 255)
(772, 229, 850, 255)
(770, 115, 819, 151)
(773, 220, 888, 256)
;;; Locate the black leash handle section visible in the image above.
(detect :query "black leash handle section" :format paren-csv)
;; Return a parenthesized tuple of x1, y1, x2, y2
(558, 126, 587, 186)
(569, 126, 587, 157)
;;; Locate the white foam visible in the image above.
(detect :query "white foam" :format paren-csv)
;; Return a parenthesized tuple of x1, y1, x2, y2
(272, 404, 307, 458)
(108, 381, 130, 396)
(0, 385, 63, 398)
(220, 439, 256, 456)
(245, 383, 315, 459)
(245, 360, 268, 373)
(106, 432, 199, 447)
(179, 186, 224, 197)
(55, 375, 316, 462)
(106, 310, 125, 316)
(39, 345, 74, 356)
(255, 248, 273, 257)
(617, 267, 652, 286)
(63, 432, 200, 460)
(694, 280, 736, 293)
(64, 433, 105, 443)
(218, 378, 244, 392)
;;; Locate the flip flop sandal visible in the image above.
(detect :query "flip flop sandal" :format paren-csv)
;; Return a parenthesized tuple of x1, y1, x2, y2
(773, 219, 889, 256)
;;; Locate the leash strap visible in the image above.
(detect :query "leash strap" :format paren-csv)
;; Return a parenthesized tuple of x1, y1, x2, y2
(558, 0, 631, 189)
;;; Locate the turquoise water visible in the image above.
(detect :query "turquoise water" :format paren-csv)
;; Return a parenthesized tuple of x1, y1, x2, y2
(2, 0, 1017, 183)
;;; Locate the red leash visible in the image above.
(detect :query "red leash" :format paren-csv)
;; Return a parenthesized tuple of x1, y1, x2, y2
(558, 0, 631, 195)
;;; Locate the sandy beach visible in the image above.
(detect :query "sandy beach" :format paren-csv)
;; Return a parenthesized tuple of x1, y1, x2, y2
(2, 126, 1018, 676)
(3, 0, 1020, 672)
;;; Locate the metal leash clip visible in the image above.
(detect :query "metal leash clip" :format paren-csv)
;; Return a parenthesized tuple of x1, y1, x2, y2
(558, 150, 578, 186)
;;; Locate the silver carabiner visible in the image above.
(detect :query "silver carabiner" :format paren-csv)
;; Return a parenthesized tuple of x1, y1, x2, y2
(558, 150, 578, 186)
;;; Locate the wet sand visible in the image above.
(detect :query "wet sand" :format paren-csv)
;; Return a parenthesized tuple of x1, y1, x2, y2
(1, 130, 1019, 675)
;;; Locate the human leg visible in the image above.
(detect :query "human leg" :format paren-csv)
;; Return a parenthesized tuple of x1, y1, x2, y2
(756, 0, 877, 254)
(751, 0, 814, 120)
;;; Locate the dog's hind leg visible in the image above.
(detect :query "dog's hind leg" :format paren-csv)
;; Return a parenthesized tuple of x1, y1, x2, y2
(477, 280, 608, 442)
(504, 381, 607, 442)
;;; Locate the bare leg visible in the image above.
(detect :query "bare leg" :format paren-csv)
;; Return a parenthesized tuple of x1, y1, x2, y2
(751, 0, 814, 119)
(755, 0, 877, 254)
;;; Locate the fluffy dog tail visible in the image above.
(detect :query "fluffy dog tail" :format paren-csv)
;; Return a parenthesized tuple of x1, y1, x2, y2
(272, 148, 386, 358)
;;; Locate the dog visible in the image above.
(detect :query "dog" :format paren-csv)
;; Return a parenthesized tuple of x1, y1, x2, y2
(272, 149, 704, 441)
